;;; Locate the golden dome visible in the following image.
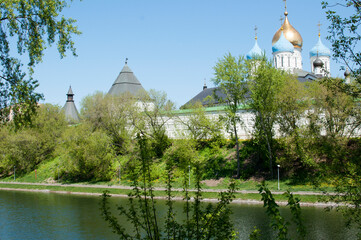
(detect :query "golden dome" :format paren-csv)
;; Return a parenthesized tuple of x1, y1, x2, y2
(272, 12, 303, 49)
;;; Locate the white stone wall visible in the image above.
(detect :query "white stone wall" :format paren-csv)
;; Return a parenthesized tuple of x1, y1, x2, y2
(163, 109, 255, 140)
(163, 107, 360, 140)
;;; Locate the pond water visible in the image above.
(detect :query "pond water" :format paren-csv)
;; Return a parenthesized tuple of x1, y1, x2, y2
(0, 190, 357, 239)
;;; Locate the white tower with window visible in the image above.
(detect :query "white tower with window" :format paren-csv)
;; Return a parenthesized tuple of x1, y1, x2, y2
(309, 27, 331, 77)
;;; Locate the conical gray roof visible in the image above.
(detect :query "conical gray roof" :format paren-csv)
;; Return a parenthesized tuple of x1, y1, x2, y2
(108, 64, 145, 96)
(63, 102, 80, 123)
(67, 86, 74, 95)
(63, 86, 80, 123)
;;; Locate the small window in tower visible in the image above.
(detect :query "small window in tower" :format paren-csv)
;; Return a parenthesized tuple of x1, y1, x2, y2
(281, 56, 284, 67)
(274, 58, 277, 68)
(288, 57, 290, 67)
(295, 58, 297, 68)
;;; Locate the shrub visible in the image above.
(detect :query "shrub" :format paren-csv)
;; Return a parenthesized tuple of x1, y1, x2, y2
(57, 124, 115, 182)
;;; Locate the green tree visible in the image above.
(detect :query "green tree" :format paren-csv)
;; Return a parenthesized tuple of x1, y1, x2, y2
(0, 0, 80, 128)
(176, 101, 224, 149)
(322, 0, 361, 81)
(0, 103, 67, 175)
(322, 2, 361, 235)
(276, 75, 315, 179)
(57, 123, 115, 182)
(305, 78, 361, 237)
(213, 53, 248, 178)
(307, 78, 361, 139)
(247, 59, 288, 178)
(81, 92, 134, 156)
(131, 89, 175, 158)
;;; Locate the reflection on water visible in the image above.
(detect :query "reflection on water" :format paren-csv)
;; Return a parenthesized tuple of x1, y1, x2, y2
(0, 190, 357, 239)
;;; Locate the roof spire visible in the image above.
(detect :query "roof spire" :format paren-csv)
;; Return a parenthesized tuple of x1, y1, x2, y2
(63, 86, 80, 123)
(67, 85, 74, 102)
(317, 21, 322, 37)
(283, 0, 288, 16)
(203, 78, 207, 90)
(279, 15, 284, 27)
(254, 25, 258, 40)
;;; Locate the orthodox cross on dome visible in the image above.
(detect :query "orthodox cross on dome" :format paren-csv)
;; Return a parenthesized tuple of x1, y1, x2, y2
(254, 25, 258, 40)
(283, 0, 287, 11)
(283, 0, 288, 16)
(203, 78, 207, 90)
(125, 58, 128, 64)
(317, 21, 322, 37)
(279, 15, 284, 26)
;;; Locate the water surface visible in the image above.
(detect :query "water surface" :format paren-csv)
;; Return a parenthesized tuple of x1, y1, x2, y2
(0, 190, 357, 239)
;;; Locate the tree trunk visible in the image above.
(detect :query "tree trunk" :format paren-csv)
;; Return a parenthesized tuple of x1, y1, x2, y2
(234, 122, 241, 179)
(259, 112, 273, 178)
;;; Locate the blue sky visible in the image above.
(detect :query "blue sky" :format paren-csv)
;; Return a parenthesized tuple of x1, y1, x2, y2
(32, 0, 346, 109)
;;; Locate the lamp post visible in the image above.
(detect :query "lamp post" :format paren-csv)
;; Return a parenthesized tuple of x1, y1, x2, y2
(118, 167, 121, 184)
(277, 165, 280, 190)
(188, 165, 191, 187)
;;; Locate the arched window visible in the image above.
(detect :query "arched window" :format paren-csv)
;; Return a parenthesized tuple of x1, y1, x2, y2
(281, 56, 284, 67)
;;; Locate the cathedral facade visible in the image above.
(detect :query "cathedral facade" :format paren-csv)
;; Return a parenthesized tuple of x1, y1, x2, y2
(247, 6, 331, 78)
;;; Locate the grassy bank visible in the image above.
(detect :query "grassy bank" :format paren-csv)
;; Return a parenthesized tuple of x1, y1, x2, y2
(0, 156, 332, 205)
(1, 158, 334, 192)
(0, 182, 321, 203)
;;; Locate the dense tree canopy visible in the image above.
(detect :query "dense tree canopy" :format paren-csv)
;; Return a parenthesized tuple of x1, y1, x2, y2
(0, 0, 80, 128)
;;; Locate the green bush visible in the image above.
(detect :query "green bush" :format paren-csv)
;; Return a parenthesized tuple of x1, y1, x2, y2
(201, 147, 236, 179)
(57, 124, 115, 182)
(0, 104, 67, 176)
(0, 129, 42, 175)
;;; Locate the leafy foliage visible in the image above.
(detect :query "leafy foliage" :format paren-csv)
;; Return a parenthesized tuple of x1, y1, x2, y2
(322, 0, 361, 81)
(57, 123, 115, 182)
(131, 89, 174, 158)
(176, 101, 225, 149)
(0, 104, 66, 175)
(0, 0, 80, 127)
(320, 2, 361, 233)
(257, 182, 306, 240)
(307, 78, 361, 138)
(100, 135, 238, 239)
(213, 53, 248, 178)
(248, 59, 289, 178)
(81, 92, 134, 156)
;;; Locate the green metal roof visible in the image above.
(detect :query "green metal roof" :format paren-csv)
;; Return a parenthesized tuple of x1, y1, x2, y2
(173, 104, 251, 115)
